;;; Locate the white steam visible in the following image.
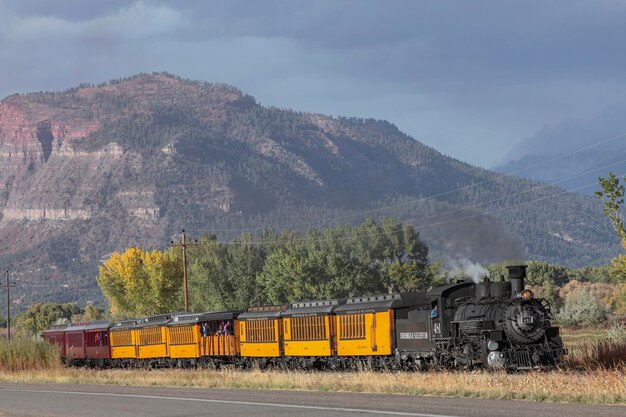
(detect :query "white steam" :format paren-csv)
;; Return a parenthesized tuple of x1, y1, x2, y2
(445, 258, 490, 284)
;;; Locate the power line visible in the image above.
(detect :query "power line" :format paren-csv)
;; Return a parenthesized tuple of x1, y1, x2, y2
(195, 175, 618, 248)
(410, 180, 603, 233)
(184, 156, 626, 240)
(370, 157, 626, 227)
(184, 131, 626, 234)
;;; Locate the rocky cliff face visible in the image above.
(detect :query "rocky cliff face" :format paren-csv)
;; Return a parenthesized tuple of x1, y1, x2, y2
(0, 73, 618, 308)
(0, 93, 108, 220)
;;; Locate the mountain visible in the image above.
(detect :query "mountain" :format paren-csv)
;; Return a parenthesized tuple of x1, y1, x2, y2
(494, 151, 626, 196)
(0, 73, 620, 308)
(494, 107, 626, 196)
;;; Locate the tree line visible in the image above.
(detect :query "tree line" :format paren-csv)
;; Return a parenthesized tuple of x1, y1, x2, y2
(96, 218, 442, 318)
(74, 208, 626, 325)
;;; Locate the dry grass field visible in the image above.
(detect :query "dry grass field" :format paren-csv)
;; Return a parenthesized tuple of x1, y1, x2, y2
(0, 367, 624, 404)
(0, 329, 624, 405)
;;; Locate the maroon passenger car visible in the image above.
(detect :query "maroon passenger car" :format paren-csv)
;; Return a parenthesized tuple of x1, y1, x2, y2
(42, 325, 67, 358)
(64, 322, 87, 363)
(84, 321, 112, 366)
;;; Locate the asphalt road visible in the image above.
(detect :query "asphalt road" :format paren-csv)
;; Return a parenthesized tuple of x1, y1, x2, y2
(0, 383, 623, 417)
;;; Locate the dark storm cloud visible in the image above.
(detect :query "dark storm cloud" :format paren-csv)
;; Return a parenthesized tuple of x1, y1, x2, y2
(4, 0, 132, 21)
(164, 1, 626, 85)
(2, 1, 626, 166)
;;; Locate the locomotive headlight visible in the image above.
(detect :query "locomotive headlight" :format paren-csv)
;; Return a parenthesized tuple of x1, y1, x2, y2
(520, 289, 534, 300)
(487, 340, 499, 351)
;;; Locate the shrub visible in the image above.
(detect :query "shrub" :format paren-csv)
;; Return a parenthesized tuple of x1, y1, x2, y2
(0, 337, 61, 371)
(607, 283, 626, 314)
(607, 321, 626, 341)
(556, 287, 608, 327)
(559, 280, 616, 305)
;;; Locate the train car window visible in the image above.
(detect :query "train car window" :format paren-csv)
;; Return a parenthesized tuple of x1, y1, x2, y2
(290, 316, 327, 340)
(169, 325, 194, 344)
(101, 331, 109, 346)
(139, 327, 163, 345)
(85, 331, 105, 347)
(246, 319, 276, 342)
(430, 301, 438, 319)
(395, 308, 409, 320)
(111, 330, 132, 346)
(85, 332, 96, 347)
(339, 314, 366, 340)
(67, 333, 83, 347)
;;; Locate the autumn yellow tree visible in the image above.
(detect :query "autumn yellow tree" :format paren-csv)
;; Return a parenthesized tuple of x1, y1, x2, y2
(97, 247, 183, 316)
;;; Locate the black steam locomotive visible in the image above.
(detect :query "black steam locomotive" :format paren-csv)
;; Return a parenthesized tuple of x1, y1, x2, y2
(399, 265, 565, 370)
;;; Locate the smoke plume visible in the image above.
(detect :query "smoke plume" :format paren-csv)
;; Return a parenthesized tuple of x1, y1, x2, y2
(445, 257, 490, 284)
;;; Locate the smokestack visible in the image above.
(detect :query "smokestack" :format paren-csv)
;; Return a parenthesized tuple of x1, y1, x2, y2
(507, 265, 527, 294)
(476, 279, 491, 299)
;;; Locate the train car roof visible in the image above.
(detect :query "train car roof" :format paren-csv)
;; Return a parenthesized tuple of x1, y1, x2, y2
(238, 305, 285, 320)
(43, 324, 68, 334)
(334, 292, 429, 313)
(83, 320, 112, 331)
(427, 281, 474, 298)
(110, 319, 140, 330)
(134, 313, 173, 328)
(168, 310, 242, 326)
(397, 291, 430, 305)
(64, 322, 90, 332)
(335, 293, 402, 313)
(283, 299, 346, 317)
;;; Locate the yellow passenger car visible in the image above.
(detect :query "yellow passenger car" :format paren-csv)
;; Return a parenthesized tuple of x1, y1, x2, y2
(335, 294, 400, 356)
(167, 310, 242, 366)
(135, 314, 172, 363)
(198, 310, 241, 358)
(167, 313, 202, 361)
(110, 319, 139, 362)
(238, 306, 285, 358)
(282, 299, 343, 357)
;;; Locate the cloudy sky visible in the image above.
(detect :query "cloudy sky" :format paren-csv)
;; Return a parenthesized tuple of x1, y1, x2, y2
(2, 0, 626, 167)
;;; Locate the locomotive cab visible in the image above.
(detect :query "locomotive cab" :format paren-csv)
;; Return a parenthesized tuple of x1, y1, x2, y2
(426, 282, 475, 340)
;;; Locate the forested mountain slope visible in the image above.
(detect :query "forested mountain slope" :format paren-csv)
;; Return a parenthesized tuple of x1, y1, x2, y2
(0, 73, 618, 306)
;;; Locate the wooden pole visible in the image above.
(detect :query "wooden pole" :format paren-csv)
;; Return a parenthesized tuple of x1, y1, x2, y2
(182, 231, 188, 312)
(1, 271, 16, 341)
(171, 230, 197, 313)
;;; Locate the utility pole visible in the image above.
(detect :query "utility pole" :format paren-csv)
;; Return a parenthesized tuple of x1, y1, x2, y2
(0, 271, 16, 341)
(171, 230, 197, 313)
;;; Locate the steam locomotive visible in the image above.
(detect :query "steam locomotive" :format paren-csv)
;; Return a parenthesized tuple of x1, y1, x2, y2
(422, 265, 565, 369)
(44, 265, 565, 371)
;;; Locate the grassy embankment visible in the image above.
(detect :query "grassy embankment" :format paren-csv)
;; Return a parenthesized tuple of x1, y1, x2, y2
(563, 327, 626, 370)
(0, 330, 624, 405)
(0, 337, 61, 371)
